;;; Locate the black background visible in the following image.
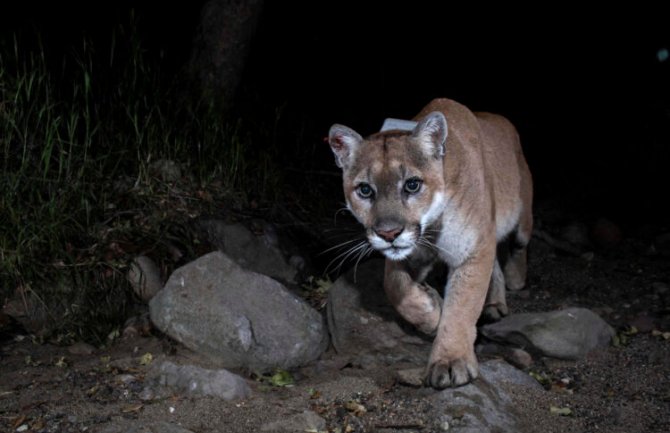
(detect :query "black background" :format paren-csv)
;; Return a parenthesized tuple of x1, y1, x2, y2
(2, 2, 669, 225)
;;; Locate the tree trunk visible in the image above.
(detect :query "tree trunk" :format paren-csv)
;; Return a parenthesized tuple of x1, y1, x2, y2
(187, 0, 264, 111)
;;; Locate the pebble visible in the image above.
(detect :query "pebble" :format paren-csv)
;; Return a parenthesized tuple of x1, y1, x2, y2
(67, 341, 96, 356)
(115, 374, 137, 385)
(395, 368, 424, 387)
(139, 387, 155, 401)
(629, 313, 656, 333)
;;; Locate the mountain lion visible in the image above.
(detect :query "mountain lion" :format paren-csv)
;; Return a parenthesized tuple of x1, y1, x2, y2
(328, 98, 533, 388)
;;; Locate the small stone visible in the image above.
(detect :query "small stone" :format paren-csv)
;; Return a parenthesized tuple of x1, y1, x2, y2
(261, 410, 327, 432)
(115, 374, 137, 385)
(396, 368, 425, 387)
(149, 159, 182, 182)
(561, 222, 590, 247)
(67, 341, 96, 356)
(629, 313, 656, 333)
(139, 387, 155, 401)
(507, 348, 533, 369)
(580, 251, 595, 261)
(151, 360, 251, 400)
(127, 256, 163, 302)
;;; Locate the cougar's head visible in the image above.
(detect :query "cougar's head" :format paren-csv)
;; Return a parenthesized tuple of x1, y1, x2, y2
(328, 112, 448, 261)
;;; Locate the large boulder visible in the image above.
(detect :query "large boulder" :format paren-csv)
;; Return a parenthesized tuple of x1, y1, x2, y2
(481, 307, 615, 359)
(150, 252, 328, 371)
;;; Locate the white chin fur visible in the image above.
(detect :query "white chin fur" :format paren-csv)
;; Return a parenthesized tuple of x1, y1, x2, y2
(382, 247, 413, 261)
(369, 231, 415, 261)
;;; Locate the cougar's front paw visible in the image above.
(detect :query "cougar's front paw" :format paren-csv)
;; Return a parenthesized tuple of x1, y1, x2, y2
(425, 353, 479, 389)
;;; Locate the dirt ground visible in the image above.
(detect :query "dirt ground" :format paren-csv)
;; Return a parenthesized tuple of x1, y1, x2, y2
(1, 213, 669, 433)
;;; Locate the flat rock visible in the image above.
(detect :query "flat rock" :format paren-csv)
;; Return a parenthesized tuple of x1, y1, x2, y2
(261, 410, 326, 432)
(326, 259, 432, 363)
(430, 360, 541, 433)
(196, 220, 299, 284)
(149, 360, 251, 400)
(481, 307, 615, 360)
(150, 251, 328, 371)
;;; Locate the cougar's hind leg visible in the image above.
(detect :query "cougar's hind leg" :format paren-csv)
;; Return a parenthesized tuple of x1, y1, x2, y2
(482, 258, 508, 321)
(504, 206, 532, 291)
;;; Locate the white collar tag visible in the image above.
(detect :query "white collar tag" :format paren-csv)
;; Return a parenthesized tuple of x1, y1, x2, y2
(380, 118, 418, 132)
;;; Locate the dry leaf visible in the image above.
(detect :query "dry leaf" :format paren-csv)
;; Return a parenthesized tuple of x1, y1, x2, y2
(12, 414, 26, 429)
(139, 352, 153, 365)
(345, 400, 367, 416)
(122, 404, 144, 413)
(550, 406, 572, 416)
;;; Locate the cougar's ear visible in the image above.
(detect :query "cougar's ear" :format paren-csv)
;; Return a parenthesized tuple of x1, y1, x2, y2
(328, 124, 363, 169)
(412, 112, 448, 158)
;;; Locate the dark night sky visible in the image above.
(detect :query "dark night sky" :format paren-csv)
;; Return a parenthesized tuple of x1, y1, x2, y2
(2, 2, 669, 224)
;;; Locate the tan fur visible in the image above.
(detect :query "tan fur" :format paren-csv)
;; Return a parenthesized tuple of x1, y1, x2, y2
(328, 98, 533, 388)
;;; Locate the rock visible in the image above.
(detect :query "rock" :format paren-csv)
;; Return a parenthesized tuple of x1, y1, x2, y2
(561, 222, 591, 248)
(149, 360, 251, 400)
(67, 341, 96, 356)
(629, 312, 656, 333)
(95, 421, 195, 433)
(476, 343, 533, 369)
(114, 374, 137, 385)
(127, 255, 163, 302)
(149, 159, 181, 182)
(150, 251, 328, 371)
(122, 313, 152, 338)
(429, 360, 540, 433)
(478, 359, 541, 389)
(326, 259, 432, 363)
(481, 308, 615, 360)
(196, 220, 299, 284)
(591, 218, 623, 248)
(396, 367, 424, 387)
(261, 410, 327, 432)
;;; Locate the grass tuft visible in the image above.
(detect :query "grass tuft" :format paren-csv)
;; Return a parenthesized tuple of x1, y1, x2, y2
(0, 22, 283, 344)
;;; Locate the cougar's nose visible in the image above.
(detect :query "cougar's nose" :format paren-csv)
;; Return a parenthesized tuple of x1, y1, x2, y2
(374, 222, 404, 242)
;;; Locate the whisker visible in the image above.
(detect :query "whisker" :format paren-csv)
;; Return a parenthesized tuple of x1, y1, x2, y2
(331, 242, 368, 275)
(352, 243, 372, 282)
(319, 237, 365, 255)
(325, 240, 367, 275)
(418, 237, 451, 257)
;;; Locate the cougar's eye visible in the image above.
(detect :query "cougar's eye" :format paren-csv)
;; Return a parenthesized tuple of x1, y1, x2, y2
(404, 178, 422, 194)
(357, 183, 374, 199)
